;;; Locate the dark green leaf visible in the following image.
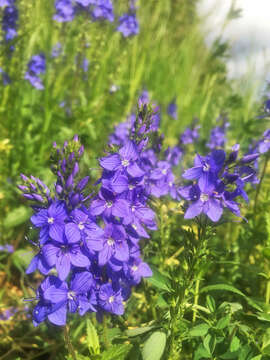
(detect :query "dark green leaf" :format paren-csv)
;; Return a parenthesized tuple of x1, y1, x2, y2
(101, 344, 132, 360)
(146, 266, 171, 292)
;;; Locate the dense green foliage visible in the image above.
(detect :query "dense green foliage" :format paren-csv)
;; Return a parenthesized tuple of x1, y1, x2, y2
(1, 1, 270, 359)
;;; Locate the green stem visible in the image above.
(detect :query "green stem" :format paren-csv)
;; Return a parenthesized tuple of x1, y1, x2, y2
(192, 277, 200, 322)
(64, 325, 77, 360)
(254, 154, 269, 212)
(102, 315, 110, 349)
(266, 278, 270, 305)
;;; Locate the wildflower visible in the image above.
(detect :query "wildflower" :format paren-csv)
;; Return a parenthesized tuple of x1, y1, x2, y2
(0, 67, 11, 85)
(98, 283, 124, 315)
(53, 0, 75, 22)
(25, 54, 46, 90)
(2, 2, 18, 42)
(117, 13, 139, 37)
(167, 100, 177, 120)
(91, 0, 114, 22)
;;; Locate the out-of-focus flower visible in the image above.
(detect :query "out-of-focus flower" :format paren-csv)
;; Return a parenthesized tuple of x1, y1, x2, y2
(25, 54, 46, 90)
(117, 13, 139, 37)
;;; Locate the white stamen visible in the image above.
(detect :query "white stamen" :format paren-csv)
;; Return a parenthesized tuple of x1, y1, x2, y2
(121, 159, 129, 167)
(107, 238, 114, 246)
(106, 201, 113, 208)
(131, 265, 138, 272)
(203, 163, 210, 172)
(200, 193, 209, 202)
(48, 217, 54, 224)
(78, 222, 84, 230)
(67, 291, 76, 300)
(109, 296, 114, 303)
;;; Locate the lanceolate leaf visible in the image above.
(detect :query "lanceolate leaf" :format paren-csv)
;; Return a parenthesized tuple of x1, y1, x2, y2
(141, 331, 166, 360)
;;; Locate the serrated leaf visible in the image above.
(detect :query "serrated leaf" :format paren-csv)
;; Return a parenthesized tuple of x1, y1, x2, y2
(146, 266, 171, 292)
(189, 323, 210, 337)
(126, 326, 155, 337)
(86, 318, 100, 355)
(141, 331, 166, 360)
(101, 344, 132, 360)
(4, 206, 31, 228)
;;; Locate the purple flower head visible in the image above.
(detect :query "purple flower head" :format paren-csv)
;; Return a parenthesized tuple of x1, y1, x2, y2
(117, 13, 139, 37)
(167, 100, 177, 120)
(207, 117, 229, 149)
(42, 240, 90, 280)
(91, 0, 114, 22)
(25, 54, 46, 90)
(180, 123, 200, 145)
(180, 183, 223, 222)
(98, 283, 124, 315)
(97, 224, 129, 266)
(258, 129, 270, 154)
(0, 67, 11, 85)
(123, 257, 152, 285)
(2, 3, 18, 42)
(53, 0, 75, 22)
(30, 201, 67, 244)
(164, 146, 183, 166)
(0, 0, 14, 6)
(99, 140, 144, 178)
(0, 244, 14, 253)
(182, 150, 225, 190)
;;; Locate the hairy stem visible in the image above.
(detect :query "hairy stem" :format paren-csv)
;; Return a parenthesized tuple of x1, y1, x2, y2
(64, 325, 77, 360)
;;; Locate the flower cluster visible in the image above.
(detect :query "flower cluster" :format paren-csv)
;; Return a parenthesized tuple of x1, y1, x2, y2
(1, 0, 18, 43)
(19, 110, 157, 326)
(25, 54, 46, 90)
(179, 145, 259, 222)
(207, 116, 229, 150)
(108, 91, 182, 200)
(53, 0, 114, 23)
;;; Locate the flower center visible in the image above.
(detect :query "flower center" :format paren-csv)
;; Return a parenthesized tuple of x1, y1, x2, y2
(107, 238, 114, 246)
(48, 217, 54, 224)
(106, 201, 113, 208)
(109, 296, 114, 303)
(200, 193, 209, 202)
(131, 206, 135, 212)
(169, 181, 173, 187)
(162, 169, 167, 175)
(121, 159, 129, 167)
(264, 139, 270, 143)
(131, 265, 138, 272)
(78, 222, 84, 230)
(128, 184, 135, 190)
(132, 224, 137, 230)
(67, 291, 76, 300)
(203, 163, 210, 172)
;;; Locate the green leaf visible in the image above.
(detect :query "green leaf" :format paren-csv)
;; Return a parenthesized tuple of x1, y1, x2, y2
(146, 266, 171, 292)
(4, 206, 31, 228)
(11, 249, 33, 271)
(206, 295, 216, 313)
(101, 344, 132, 360)
(251, 356, 262, 360)
(230, 336, 240, 352)
(201, 283, 263, 311)
(216, 315, 231, 330)
(201, 284, 245, 297)
(189, 323, 210, 337)
(141, 331, 166, 360)
(86, 318, 100, 355)
(194, 344, 211, 360)
(126, 326, 155, 337)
